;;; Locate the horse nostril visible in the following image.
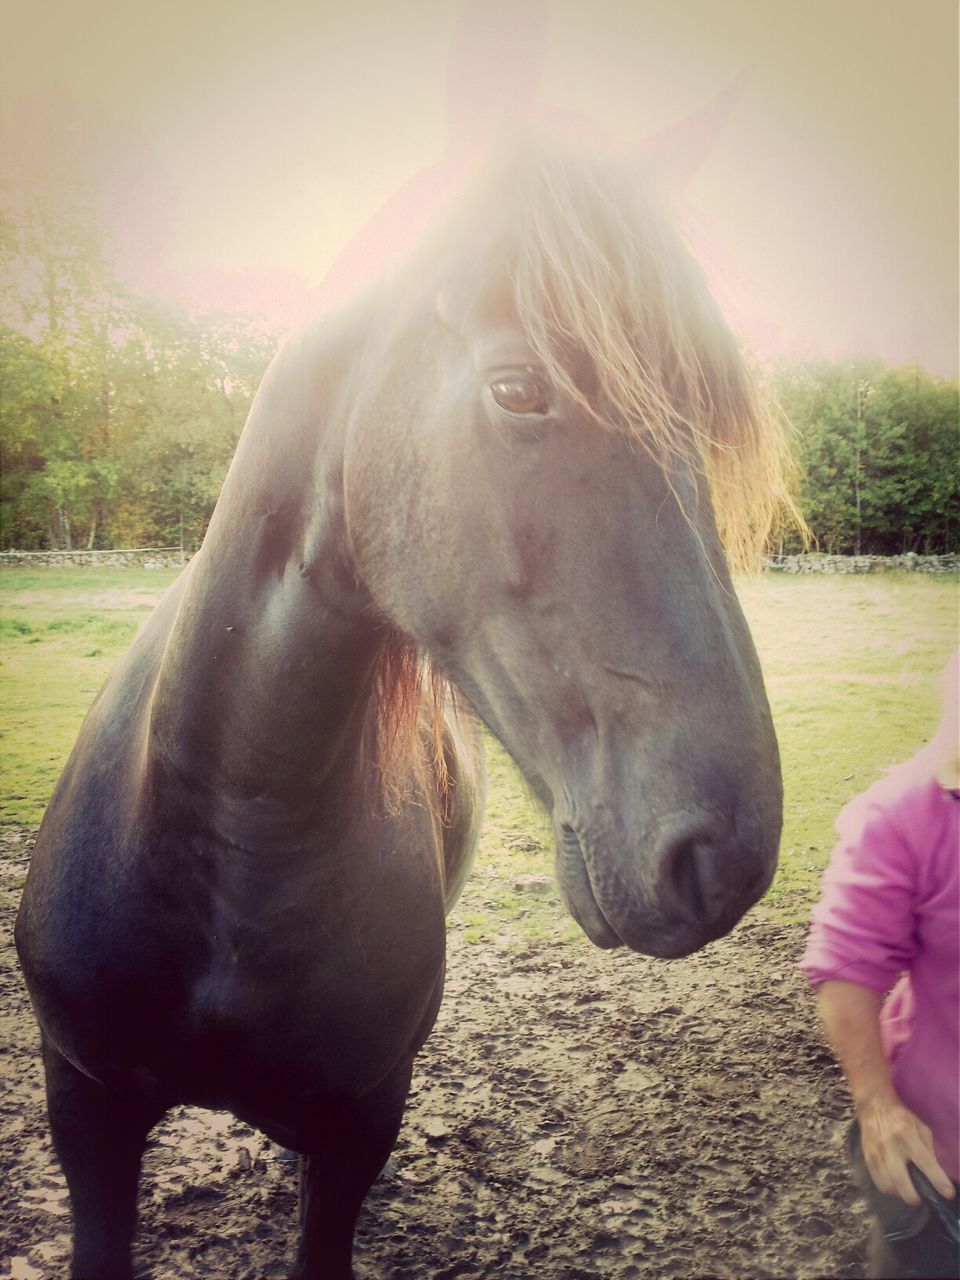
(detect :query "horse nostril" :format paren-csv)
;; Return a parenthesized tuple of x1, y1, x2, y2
(660, 832, 718, 923)
(658, 820, 772, 932)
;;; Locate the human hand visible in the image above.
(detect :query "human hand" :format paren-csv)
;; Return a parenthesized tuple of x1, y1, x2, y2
(859, 1096, 955, 1205)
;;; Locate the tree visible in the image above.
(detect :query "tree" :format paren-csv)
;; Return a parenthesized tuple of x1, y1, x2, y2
(776, 361, 959, 555)
(1, 190, 280, 550)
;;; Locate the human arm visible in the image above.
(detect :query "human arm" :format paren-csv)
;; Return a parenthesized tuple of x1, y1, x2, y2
(816, 979, 955, 1204)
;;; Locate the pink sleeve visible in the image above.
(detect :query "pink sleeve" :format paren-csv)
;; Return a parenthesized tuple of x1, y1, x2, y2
(800, 792, 917, 993)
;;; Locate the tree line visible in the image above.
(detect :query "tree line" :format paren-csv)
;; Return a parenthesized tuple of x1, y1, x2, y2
(775, 360, 958, 555)
(1, 192, 279, 552)
(2, 196, 958, 555)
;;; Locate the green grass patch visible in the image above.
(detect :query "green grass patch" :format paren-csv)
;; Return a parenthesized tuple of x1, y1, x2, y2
(0, 565, 181, 826)
(735, 573, 956, 919)
(0, 565, 956, 942)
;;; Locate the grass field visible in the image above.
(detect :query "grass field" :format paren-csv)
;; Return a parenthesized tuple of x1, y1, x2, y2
(1, 566, 956, 933)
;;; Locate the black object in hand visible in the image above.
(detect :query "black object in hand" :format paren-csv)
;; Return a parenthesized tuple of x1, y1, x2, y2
(908, 1163, 960, 1245)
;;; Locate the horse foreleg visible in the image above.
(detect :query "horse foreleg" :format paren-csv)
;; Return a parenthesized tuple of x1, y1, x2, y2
(41, 1036, 161, 1280)
(289, 1065, 412, 1280)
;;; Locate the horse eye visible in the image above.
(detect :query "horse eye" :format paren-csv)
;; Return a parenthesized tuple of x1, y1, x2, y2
(490, 372, 549, 416)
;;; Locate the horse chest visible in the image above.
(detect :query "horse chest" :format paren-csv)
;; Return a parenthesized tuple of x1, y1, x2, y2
(178, 859, 447, 1104)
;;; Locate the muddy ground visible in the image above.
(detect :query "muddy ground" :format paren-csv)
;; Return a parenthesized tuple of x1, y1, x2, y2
(1, 827, 868, 1280)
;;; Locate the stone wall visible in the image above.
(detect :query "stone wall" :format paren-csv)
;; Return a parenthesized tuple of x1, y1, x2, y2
(1, 548, 957, 575)
(0, 548, 187, 569)
(763, 553, 959, 575)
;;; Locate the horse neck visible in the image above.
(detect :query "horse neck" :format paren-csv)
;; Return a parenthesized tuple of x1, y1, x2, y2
(147, 322, 384, 847)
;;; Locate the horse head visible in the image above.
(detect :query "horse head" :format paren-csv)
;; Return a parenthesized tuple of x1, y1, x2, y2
(342, 140, 784, 958)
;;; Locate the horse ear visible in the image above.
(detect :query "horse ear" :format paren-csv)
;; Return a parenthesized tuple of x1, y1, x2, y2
(635, 69, 752, 192)
(444, 0, 549, 150)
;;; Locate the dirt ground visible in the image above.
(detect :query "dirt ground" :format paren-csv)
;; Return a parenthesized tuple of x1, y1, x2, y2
(1, 826, 869, 1280)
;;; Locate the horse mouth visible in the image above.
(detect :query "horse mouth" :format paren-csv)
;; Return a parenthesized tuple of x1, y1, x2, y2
(555, 822, 709, 958)
(555, 825, 624, 950)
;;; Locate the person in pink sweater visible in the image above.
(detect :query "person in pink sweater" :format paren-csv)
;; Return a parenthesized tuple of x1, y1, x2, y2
(802, 651, 959, 1280)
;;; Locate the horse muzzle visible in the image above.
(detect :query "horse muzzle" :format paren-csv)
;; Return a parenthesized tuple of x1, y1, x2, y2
(554, 807, 777, 959)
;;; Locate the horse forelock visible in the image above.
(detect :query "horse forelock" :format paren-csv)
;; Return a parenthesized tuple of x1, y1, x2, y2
(494, 142, 801, 569)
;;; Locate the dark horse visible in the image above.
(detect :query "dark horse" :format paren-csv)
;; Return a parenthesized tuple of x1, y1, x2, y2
(17, 140, 787, 1279)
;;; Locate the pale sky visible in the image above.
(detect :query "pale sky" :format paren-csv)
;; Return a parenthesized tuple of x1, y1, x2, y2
(3, 0, 958, 377)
